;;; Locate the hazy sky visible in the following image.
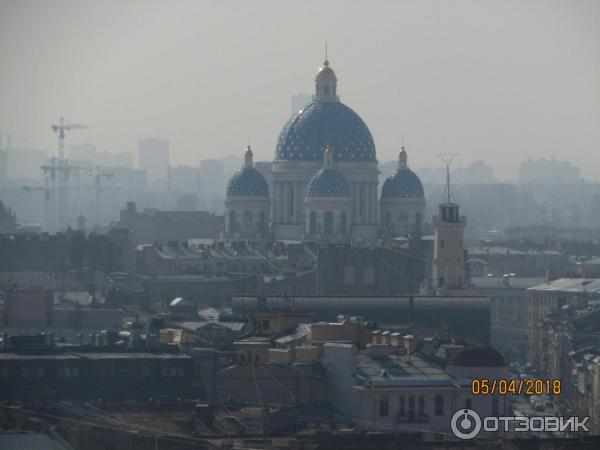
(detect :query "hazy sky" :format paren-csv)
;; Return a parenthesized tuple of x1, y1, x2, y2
(1, 0, 599, 180)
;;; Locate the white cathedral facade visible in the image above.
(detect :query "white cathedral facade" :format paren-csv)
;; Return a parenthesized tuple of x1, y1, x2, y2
(225, 58, 426, 242)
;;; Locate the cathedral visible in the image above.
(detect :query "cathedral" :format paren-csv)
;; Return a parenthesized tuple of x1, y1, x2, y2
(225, 57, 426, 242)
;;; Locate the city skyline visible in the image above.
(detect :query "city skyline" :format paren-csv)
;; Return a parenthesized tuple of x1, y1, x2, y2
(0, 0, 598, 181)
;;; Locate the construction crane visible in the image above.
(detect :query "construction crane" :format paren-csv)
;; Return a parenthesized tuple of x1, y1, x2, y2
(52, 116, 87, 161)
(94, 167, 114, 226)
(41, 117, 89, 232)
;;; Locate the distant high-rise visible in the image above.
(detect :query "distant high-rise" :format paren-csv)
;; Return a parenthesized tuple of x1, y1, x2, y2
(291, 93, 311, 115)
(138, 138, 169, 189)
(69, 144, 96, 164)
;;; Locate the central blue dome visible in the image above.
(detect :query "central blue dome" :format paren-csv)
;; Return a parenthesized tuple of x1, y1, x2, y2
(307, 167, 350, 198)
(275, 102, 376, 162)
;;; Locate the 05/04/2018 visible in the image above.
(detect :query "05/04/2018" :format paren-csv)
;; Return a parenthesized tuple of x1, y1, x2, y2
(471, 378, 561, 396)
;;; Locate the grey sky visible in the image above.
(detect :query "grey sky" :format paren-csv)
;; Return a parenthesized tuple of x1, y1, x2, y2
(0, 0, 598, 180)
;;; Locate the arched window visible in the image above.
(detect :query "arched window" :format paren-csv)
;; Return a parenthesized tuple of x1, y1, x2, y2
(243, 210, 253, 232)
(340, 212, 348, 234)
(309, 211, 317, 234)
(359, 186, 366, 220)
(289, 186, 294, 218)
(399, 211, 409, 234)
(385, 211, 393, 233)
(229, 210, 236, 233)
(415, 212, 423, 233)
(324, 211, 334, 235)
(258, 211, 266, 232)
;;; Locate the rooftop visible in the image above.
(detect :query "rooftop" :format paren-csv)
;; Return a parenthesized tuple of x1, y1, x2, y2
(355, 351, 468, 388)
(529, 278, 600, 293)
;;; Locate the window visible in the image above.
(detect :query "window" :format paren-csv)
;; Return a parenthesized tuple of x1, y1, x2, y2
(343, 267, 355, 285)
(408, 395, 415, 421)
(259, 211, 266, 232)
(243, 210, 253, 231)
(324, 211, 334, 234)
(397, 395, 405, 417)
(340, 212, 347, 234)
(359, 186, 366, 219)
(440, 240, 445, 249)
(438, 276, 445, 288)
(418, 395, 425, 417)
(378, 395, 389, 417)
(434, 395, 444, 416)
(399, 211, 408, 234)
(262, 319, 270, 330)
(229, 211, 236, 233)
(309, 212, 317, 234)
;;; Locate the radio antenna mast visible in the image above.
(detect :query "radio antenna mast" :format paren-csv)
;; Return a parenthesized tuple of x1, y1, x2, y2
(436, 153, 459, 203)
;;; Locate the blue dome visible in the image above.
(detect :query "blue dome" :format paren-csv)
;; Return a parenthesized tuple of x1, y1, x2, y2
(307, 168, 350, 198)
(226, 167, 269, 197)
(381, 168, 424, 199)
(275, 102, 376, 162)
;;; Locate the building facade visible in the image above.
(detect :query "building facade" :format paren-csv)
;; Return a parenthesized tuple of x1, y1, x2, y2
(224, 58, 427, 242)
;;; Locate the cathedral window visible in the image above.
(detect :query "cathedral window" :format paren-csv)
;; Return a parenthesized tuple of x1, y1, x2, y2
(309, 212, 317, 234)
(243, 211, 253, 232)
(324, 211, 334, 234)
(289, 186, 294, 217)
(340, 212, 348, 234)
(229, 211, 236, 234)
(399, 211, 408, 234)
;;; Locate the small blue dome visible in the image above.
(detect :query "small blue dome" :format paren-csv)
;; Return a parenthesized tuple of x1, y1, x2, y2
(275, 102, 376, 162)
(307, 168, 350, 198)
(381, 168, 424, 199)
(226, 167, 269, 197)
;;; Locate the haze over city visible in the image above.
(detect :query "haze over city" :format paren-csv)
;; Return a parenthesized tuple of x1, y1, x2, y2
(1, 0, 599, 180)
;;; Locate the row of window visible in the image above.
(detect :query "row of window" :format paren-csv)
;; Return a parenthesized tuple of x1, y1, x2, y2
(343, 266, 375, 285)
(0, 365, 185, 380)
(378, 395, 499, 419)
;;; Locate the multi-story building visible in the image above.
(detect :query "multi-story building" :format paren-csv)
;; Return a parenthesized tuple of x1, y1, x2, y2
(527, 278, 600, 367)
(138, 138, 169, 189)
(113, 201, 222, 244)
(321, 343, 502, 434)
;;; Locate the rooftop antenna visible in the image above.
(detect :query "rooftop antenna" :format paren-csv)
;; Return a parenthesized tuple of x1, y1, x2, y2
(436, 153, 459, 203)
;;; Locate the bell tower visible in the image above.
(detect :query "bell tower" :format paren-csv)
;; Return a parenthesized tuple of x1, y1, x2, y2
(314, 44, 339, 103)
(433, 156, 466, 290)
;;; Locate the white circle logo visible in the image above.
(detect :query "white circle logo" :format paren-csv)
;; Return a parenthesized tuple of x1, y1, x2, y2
(451, 408, 482, 439)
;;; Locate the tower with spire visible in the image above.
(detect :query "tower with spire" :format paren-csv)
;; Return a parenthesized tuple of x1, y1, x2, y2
(432, 161, 466, 290)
